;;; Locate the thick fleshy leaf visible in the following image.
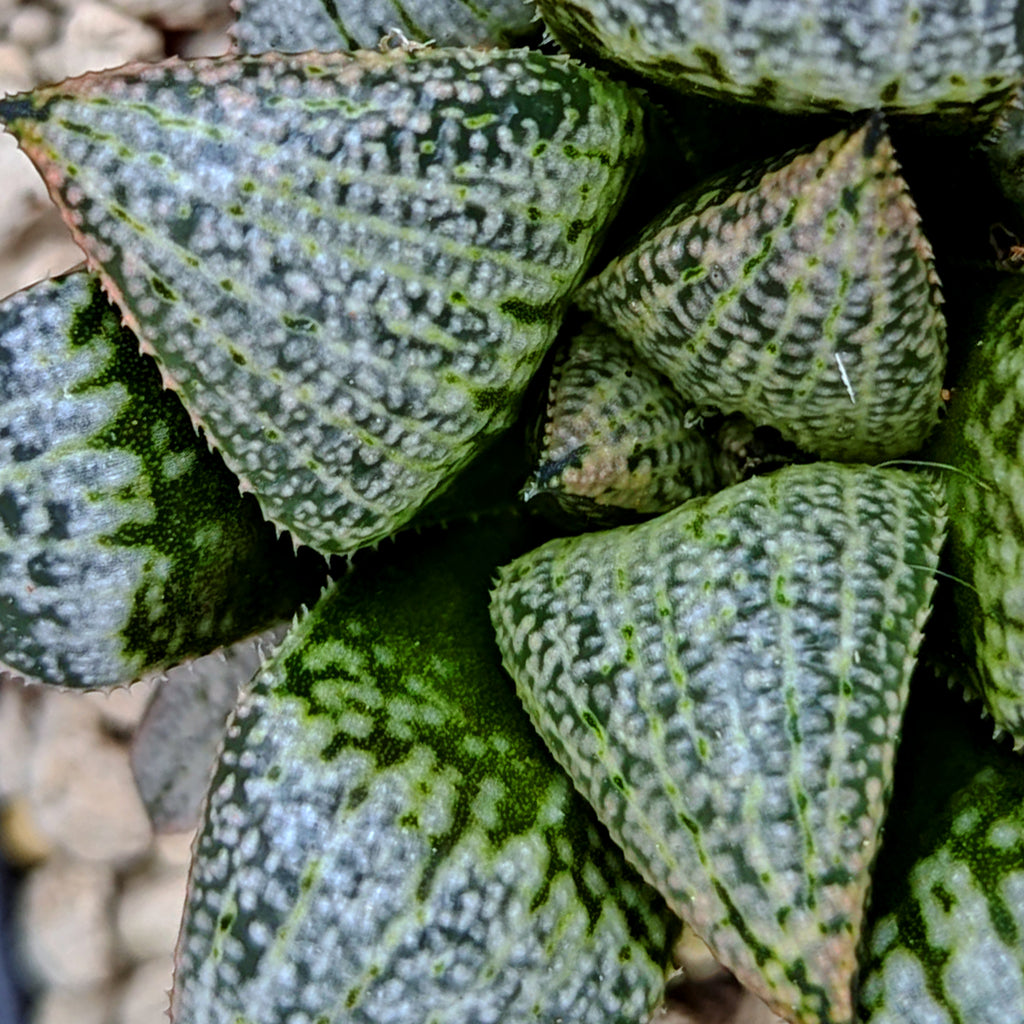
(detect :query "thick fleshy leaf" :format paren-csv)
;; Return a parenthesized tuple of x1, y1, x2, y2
(490, 463, 946, 1024)
(172, 517, 678, 1024)
(233, 0, 538, 53)
(928, 274, 1024, 748)
(130, 624, 288, 832)
(577, 119, 947, 462)
(0, 272, 322, 689)
(860, 762, 1024, 1021)
(0, 49, 644, 556)
(536, 0, 1024, 121)
(524, 320, 720, 526)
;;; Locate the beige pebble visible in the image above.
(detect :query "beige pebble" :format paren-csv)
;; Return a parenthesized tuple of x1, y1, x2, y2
(115, 956, 174, 1024)
(116, 861, 189, 961)
(674, 924, 726, 983)
(107, 0, 231, 31)
(0, 136, 52, 250)
(27, 691, 153, 865)
(83, 677, 160, 735)
(17, 856, 117, 988)
(0, 679, 36, 799)
(0, 40, 34, 93)
(7, 6, 58, 50)
(177, 18, 233, 58)
(0, 221, 85, 302)
(34, 1, 163, 82)
(0, 797, 54, 867)
(152, 829, 197, 869)
(31, 984, 115, 1024)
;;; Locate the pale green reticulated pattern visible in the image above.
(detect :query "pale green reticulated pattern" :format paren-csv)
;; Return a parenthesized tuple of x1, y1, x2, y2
(859, 764, 1024, 1023)
(0, 273, 320, 690)
(0, 49, 644, 556)
(171, 519, 677, 1024)
(930, 275, 1024, 749)
(233, 0, 538, 53)
(490, 463, 946, 1024)
(523, 320, 720, 524)
(576, 119, 947, 463)
(536, 0, 1024, 121)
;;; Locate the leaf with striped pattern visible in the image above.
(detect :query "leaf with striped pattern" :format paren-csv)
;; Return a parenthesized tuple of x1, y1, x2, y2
(928, 273, 1024, 749)
(490, 463, 946, 1024)
(536, 0, 1024, 121)
(576, 118, 947, 463)
(0, 49, 644, 556)
(233, 0, 538, 53)
(0, 272, 322, 689)
(171, 516, 678, 1024)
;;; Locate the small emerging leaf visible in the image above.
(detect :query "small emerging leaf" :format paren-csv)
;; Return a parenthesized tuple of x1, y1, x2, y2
(524, 320, 720, 525)
(491, 463, 946, 1024)
(0, 273, 322, 689)
(577, 119, 947, 462)
(172, 518, 678, 1024)
(0, 49, 644, 556)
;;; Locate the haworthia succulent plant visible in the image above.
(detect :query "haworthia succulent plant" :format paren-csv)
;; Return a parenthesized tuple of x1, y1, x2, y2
(523, 320, 720, 525)
(172, 518, 678, 1024)
(490, 462, 947, 1024)
(929, 275, 1024, 749)
(233, 0, 538, 54)
(859, 762, 1024, 1022)
(0, 49, 644, 555)
(536, 0, 1024, 121)
(0, 273, 321, 690)
(576, 119, 948, 463)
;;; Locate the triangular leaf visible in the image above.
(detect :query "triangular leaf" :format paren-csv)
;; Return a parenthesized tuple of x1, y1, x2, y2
(0, 272, 322, 689)
(0, 49, 644, 556)
(491, 463, 946, 1024)
(523, 320, 720, 526)
(172, 517, 678, 1024)
(927, 274, 1024, 749)
(577, 119, 947, 462)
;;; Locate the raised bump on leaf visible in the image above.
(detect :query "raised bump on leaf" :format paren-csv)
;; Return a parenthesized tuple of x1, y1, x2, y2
(0, 49, 645, 557)
(490, 463, 947, 1024)
(576, 118, 947, 463)
(171, 519, 677, 1024)
(0, 273, 323, 689)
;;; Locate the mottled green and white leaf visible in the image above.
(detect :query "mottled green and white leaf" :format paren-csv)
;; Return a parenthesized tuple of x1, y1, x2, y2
(172, 517, 677, 1024)
(860, 758, 1024, 1023)
(0, 273, 321, 689)
(233, 0, 538, 54)
(577, 119, 947, 462)
(928, 274, 1024, 749)
(0, 49, 644, 556)
(491, 463, 946, 1024)
(537, 0, 1024, 121)
(524, 320, 719, 525)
